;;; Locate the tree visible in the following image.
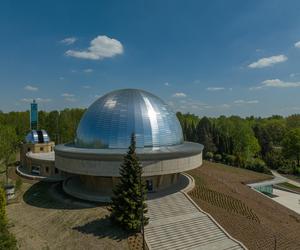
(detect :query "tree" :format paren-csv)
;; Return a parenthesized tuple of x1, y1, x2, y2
(0, 125, 18, 183)
(196, 117, 217, 154)
(282, 128, 300, 167)
(232, 121, 260, 161)
(253, 123, 273, 158)
(264, 119, 286, 146)
(0, 187, 17, 250)
(110, 134, 149, 231)
(0, 187, 6, 226)
(286, 114, 300, 129)
(215, 116, 235, 155)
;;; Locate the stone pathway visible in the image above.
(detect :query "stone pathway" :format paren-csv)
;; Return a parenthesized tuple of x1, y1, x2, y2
(145, 192, 244, 250)
(271, 170, 300, 188)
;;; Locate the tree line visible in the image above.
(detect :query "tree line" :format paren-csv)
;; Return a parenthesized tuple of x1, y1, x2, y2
(177, 112, 300, 175)
(1, 109, 300, 175)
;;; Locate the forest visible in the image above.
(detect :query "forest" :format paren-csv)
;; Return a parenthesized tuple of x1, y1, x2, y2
(1, 109, 300, 176)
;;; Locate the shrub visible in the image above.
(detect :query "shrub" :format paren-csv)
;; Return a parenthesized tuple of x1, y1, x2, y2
(205, 152, 214, 161)
(277, 160, 296, 175)
(0, 187, 17, 250)
(244, 158, 271, 174)
(214, 154, 222, 162)
(224, 154, 236, 166)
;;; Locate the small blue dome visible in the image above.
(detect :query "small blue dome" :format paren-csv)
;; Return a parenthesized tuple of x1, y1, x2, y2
(75, 89, 183, 149)
(25, 130, 50, 144)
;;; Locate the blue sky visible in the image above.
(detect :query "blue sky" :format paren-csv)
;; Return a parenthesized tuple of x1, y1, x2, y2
(1, 0, 300, 117)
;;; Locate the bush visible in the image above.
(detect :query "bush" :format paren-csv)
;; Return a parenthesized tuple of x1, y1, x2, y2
(214, 154, 222, 162)
(244, 158, 271, 174)
(224, 154, 236, 166)
(205, 152, 214, 161)
(0, 187, 17, 250)
(278, 160, 297, 175)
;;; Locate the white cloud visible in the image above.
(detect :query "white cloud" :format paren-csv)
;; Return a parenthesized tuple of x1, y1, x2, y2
(60, 37, 77, 45)
(21, 97, 51, 103)
(289, 73, 300, 78)
(36, 97, 52, 103)
(172, 92, 187, 98)
(24, 85, 38, 91)
(250, 78, 300, 90)
(234, 99, 259, 104)
(82, 85, 91, 89)
(83, 68, 93, 73)
(62, 93, 75, 97)
(248, 55, 287, 68)
(220, 104, 231, 108)
(262, 79, 300, 88)
(65, 35, 123, 60)
(294, 41, 300, 48)
(59, 76, 65, 80)
(164, 82, 169, 86)
(20, 98, 32, 103)
(206, 87, 225, 91)
(65, 97, 77, 102)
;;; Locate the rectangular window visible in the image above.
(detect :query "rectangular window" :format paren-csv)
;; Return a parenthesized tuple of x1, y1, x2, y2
(55, 168, 59, 174)
(146, 179, 153, 192)
(40, 147, 44, 151)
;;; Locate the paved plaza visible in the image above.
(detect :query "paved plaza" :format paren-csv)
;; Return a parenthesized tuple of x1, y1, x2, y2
(272, 188, 300, 215)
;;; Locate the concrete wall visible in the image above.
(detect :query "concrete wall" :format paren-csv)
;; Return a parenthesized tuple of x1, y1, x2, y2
(26, 157, 60, 177)
(78, 173, 179, 193)
(20, 142, 55, 167)
(55, 152, 202, 177)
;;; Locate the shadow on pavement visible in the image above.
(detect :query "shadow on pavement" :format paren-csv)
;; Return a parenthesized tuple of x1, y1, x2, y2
(23, 181, 105, 210)
(73, 216, 127, 241)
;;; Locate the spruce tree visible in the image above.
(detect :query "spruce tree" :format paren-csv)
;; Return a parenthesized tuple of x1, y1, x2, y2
(109, 133, 149, 231)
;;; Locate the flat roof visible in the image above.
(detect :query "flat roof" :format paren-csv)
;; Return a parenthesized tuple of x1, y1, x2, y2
(55, 142, 203, 161)
(26, 151, 55, 161)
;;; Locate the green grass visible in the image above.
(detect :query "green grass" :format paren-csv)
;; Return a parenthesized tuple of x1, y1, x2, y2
(277, 182, 300, 193)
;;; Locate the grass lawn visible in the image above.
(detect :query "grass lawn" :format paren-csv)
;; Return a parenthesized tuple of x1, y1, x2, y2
(277, 182, 300, 193)
(188, 161, 300, 250)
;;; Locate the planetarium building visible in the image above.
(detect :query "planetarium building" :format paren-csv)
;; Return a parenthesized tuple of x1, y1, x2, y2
(55, 89, 203, 202)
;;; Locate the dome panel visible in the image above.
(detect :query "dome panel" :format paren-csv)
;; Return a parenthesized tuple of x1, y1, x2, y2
(75, 89, 183, 149)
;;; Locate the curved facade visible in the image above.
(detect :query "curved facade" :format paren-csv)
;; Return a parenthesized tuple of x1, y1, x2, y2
(55, 88, 203, 202)
(75, 89, 183, 149)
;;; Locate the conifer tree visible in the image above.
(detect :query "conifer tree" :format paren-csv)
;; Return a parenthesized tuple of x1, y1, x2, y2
(109, 134, 149, 231)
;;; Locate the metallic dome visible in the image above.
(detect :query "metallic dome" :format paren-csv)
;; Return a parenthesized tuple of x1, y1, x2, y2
(75, 89, 183, 149)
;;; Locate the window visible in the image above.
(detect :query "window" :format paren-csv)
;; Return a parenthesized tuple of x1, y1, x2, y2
(27, 148, 31, 152)
(146, 180, 153, 192)
(45, 167, 49, 173)
(40, 147, 44, 151)
(55, 168, 59, 174)
(31, 166, 40, 175)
